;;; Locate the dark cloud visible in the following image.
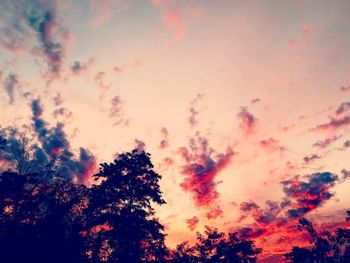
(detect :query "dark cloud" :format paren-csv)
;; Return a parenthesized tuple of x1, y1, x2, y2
(343, 140, 350, 148)
(340, 86, 350, 92)
(335, 102, 350, 115)
(70, 58, 94, 75)
(313, 116, 350, 130)
(240, 201, 260, 213)
(179, 132, 234, 207)
(75, 148, 97, 184)
(237, 107, 257, 133)
(303, 154, 321, 163)
(281, 172, 338, 218)
(0, 0, 69, 77)
(239, 227, 267, 239)
(186, 216, 199, 231)
(159, 127, 169, 149)
(312, 135, 342, 149)
(239, 200, 285, 226)
(251, 98, 261, 104)
(70, 61, 87, 75)
(3, 73, 19, 104)
(239, 172, 342, 229)
(26, 98, 96, 182)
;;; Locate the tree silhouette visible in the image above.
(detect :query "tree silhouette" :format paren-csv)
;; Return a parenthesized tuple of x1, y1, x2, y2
(170, 226, 262, 263)
(0, 149, 168, 263)
(0, 171, 87, 262)
(81, 149, 167, 262)
(285, 214, 350, 263)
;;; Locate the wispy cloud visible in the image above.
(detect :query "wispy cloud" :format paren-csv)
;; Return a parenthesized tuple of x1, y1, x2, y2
(151, 0, 201, 43)
(0, 0, 70, 78)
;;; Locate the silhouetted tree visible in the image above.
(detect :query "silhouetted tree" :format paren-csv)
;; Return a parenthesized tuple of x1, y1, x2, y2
(171, 226, 261, 263)
(0, 148, 168, 263)
(0, 171, 88, 262)
(83, 149, 167, 262)
(285, 215, 350, 263)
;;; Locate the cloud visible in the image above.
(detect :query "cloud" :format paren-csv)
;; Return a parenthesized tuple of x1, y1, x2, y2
(186, 216, 199, 231)
(0, 0, 70, 77)
(312, 135, 342, 149)
(239, 200, 285, 226)
(189, 108, 198, 127)
(109, 96, 128, 126)
(159, 127, 170, 149)
(94, 71, 110, 99)
(237, 107, 257, 134)
(179, 132, 234, 207)
(239, 227, 267, 239)
(335, 102, 350, 115)
(281, 172, 338, 218)
(188, 93, 203, 128)
(340, 86, 350, 92)
(343, 140, 350, 148)
(28, 98, 97, 182)
(251, 98, 261, 104)
(151, 0, 201, 43)
(90, 0, 130, 28)
(75, 147, 97, 184)
(239, 171, 343, 231)
(340, 169, 350, 180)
(303, 154, 321, 164)
(52, 107, 72, 119)
(260, 138, 285, 153)
(53, 93, 63, 106)
(70, 59, 94, 75)
(3, 73, 19, 104)
(206, 206, 223, 220)
(113, 66, 124, 74)
(313, 116, 350, 131)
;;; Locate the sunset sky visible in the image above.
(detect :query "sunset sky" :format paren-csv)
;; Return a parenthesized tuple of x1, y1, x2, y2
(1, 0, 350, 261)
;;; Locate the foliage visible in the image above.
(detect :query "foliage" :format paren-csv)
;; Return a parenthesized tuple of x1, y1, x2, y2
(170, 226, 262, 263)
(0, 150, 168, 263)
(285, 216, 350, 263)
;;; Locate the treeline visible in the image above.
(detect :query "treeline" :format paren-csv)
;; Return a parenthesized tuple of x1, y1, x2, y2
(0, 137, 349, 263)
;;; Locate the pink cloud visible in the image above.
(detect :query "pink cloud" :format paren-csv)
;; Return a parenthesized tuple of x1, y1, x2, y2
(186, 216, 199, 231)
(179, 133, 234, 207)
(206, 206, 223, 220)
(151, 0, 201, 43)
(260, 138, 285, 153)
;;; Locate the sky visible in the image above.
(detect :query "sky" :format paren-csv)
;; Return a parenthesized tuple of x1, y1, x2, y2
(0, 0, 350, 261)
